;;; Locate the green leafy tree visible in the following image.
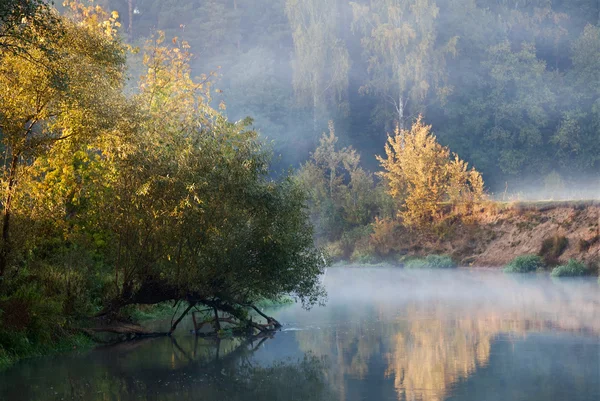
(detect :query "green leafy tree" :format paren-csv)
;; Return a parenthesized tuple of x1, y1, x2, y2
(298, 122, 378, 241)
(94, 32, 326, 331)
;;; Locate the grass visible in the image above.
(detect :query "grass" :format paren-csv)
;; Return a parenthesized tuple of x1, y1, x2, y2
(0, 332, 95, 371)
(404, 255, 457, 269)
(504, 255, 545, 273)
(551, 259, 588, 277)
(126, 302, 179, 322)
(496, 200, 600, 212)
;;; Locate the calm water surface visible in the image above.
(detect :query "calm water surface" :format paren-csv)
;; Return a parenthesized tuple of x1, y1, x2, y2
(1, 267, 600, 401)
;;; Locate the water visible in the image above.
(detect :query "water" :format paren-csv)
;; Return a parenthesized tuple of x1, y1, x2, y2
(1, 267, 600, 401)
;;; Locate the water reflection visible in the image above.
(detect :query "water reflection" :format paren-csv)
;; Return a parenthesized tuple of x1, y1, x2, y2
(0, 335, 333, 401)
(1, 268, 599, 401)
(288, 268, 600, 401)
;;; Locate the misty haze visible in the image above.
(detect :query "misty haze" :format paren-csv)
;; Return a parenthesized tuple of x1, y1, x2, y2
(1, 1, 600, 401)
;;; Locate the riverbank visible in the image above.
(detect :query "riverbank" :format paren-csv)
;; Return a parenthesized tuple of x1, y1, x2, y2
(435, 201, 600, 268)
(0, 298, 295, 371)
(0, 332, 95, 371)
(333, 200, 600, 273)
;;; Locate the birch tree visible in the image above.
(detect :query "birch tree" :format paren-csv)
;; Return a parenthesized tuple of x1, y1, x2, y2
(286, 0, 350, 132)
(351, 0, 456, 130)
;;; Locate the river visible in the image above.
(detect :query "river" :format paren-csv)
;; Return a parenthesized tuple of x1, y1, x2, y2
(1, 267, 599, 401)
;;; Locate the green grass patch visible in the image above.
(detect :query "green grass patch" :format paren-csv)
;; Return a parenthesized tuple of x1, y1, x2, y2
(0, 331, 95, 371)
(504, 255, 545, 273)
(551, 259, 588, 277)
(404, 255, 457, 269)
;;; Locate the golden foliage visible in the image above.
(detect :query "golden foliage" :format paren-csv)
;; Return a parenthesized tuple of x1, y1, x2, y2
(377, 116, 485, 228)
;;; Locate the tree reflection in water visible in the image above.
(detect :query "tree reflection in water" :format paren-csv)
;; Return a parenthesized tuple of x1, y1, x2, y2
(0, 334, 335, 401)
(292, 270, 600, 401)
(2, 269, 599, 401)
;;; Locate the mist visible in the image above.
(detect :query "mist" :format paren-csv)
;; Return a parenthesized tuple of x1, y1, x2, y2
(99, 0, 600, 194)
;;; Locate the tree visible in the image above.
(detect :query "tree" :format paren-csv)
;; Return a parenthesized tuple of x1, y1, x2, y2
(351, 0, 456, 130)
(378, 117, 484, 227)
(298, 121, 378, 242)
(93, 32, 326, 332)
(286, 0, 350, 132)
(0, 0, 49, 52)
(0, 2, 126, 280)
(551, 24, 600, 171)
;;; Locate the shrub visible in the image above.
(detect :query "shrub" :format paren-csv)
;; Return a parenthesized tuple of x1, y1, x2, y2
(504, 255, 545, 273)
(324, 241, 345, 262)
(369, 217, 402, 256)
(0, 350, 12, 370)
(404, 255, 456, 269)
(539, 235, 568, 265)
(551, 259, 588, 277)
(578, 235, 600, 252)
(350, 249, 380, 265)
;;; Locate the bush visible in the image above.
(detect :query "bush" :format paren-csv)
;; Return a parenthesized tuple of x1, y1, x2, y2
(551, 259, 588, 277)
(404, 255, 456, 269)
(351, 250, 380, 265)
(539, 235, 568, 265)
(578, 235, 600, 252)
(0, 350, 12, 370)
(504, 255, 545, 273)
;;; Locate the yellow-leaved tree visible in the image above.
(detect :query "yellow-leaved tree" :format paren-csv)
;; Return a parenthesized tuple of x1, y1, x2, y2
(0, 0, 126, 279)
(377, 117, 484, 228)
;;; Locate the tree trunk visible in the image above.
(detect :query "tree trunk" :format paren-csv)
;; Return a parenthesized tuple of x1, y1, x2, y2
(313, 91, 319, 133)
(128, 0, 134, 41)
(169, 301, 196, 335)
(398, 94, 404, 130)
(245, 304, 282, 329)
(213, 307, 221, 332)
(0, 153, 19, 280)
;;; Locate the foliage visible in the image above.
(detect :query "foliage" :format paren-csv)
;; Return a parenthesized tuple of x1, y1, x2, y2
(0, 330, 93, 371)
(0, 1, 327, 364)
(297, 122, 384, 244)
(350, 0, 456, 130)
(551, 259, 588, 277)
(255, 296, 294, 309)
(539, 235, 569, 266)
(286, 0, 350, 130)
(88, 0, 600, 191)
(404, 255, 456, 269)
(369, 217, 404, 257)
(503, 255, 545, 273)
(0, 0, 59, 58)
(378, 117, 485, 227)
(125, 303, 179, 323)
(0, 0, 126, 279)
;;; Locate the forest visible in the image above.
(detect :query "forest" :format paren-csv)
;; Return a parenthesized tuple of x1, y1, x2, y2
(100, 0, 600, 194)
(2, 0, 600, 370)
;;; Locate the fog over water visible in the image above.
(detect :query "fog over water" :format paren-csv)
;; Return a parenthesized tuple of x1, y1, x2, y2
(2, 267, 599, 401)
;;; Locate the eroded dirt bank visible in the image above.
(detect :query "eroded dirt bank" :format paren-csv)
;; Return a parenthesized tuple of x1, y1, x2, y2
(412, 202, 600, 268)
